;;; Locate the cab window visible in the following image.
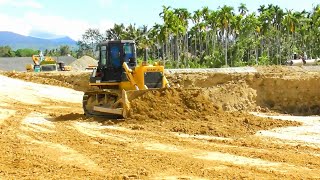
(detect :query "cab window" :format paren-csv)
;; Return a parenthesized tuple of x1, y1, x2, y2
(100, 46, 107, 66)
(110, 45, 121, 68)
(123, 43, 134, 63)
(123, 44, 133, 54)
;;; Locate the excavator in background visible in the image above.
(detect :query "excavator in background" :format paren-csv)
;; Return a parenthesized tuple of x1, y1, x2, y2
(26, 53, 72, 72)
(83, 40, 170, 118)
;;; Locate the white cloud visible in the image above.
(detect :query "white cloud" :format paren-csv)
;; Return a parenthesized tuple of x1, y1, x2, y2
(98, 0, 112, 7)
(0, 11, 114, 40)
(24, 12, 91, 40)
(0, 14, 33, 36)
(0, 0, 43, 9)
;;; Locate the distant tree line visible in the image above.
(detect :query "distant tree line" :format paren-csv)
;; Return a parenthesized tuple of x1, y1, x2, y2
(0, 45, 75, 57)
(78, 3, 320, 68)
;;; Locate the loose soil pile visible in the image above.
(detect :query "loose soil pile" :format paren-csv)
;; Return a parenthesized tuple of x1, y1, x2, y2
(69, 56, 98, 71)
(128, 88, 300, 137)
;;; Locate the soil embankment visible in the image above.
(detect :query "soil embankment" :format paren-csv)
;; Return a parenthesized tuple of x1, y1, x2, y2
(2, 66, 320, 115)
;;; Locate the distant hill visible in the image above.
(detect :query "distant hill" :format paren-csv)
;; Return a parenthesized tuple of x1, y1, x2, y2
(28, 30, 66, 39)
(0, 31, 77, 50)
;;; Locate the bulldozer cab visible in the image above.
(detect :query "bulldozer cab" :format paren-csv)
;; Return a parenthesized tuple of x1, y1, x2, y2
(97, 40, 137, 82)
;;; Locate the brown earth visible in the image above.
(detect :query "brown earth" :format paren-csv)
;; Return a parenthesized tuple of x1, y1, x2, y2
(0, 66, 320, 179)
(128, 88, 300, 137)
(1, 71, 92, 91)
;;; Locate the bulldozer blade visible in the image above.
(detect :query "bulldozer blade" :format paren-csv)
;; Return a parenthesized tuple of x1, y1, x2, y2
(93, 106, 123, 115)
(122, 88, 169, 118)
(83, 88, 168, 119)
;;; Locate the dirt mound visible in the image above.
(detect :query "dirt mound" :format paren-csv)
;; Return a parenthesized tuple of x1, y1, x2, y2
(70, 56, 97, 71)
(128, 88, 300, 137)
(130, 88, 220, 119)
(256, 65, 306, 75)
(204, 80, 257, 111)
(167, 74, 259, 112)
(168, 71, 320, 115)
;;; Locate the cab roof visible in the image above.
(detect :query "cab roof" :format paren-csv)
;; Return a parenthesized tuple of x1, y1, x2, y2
(98, 40, 135, 46)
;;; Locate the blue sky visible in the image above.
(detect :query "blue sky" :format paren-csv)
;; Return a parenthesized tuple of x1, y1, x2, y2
(0, 0, 319, 40)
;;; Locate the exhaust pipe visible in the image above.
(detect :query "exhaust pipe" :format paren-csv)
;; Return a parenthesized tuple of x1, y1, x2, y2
(144, 48, 148, 62)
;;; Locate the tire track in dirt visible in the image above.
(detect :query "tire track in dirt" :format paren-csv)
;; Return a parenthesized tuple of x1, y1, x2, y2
(0, 103, 109, 178)
(17, 133, 105, 174)
(66, 120, 320, 178)
(0, 76, 107, 178)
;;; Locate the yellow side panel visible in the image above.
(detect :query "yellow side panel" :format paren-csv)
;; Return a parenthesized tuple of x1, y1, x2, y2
(132, 65, 166, 89)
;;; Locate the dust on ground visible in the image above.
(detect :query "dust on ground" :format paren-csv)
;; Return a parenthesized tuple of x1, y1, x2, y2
(0, 66, 320, 179)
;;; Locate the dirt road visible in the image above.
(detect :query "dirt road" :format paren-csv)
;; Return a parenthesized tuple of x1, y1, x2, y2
(1, 71, 320, 179)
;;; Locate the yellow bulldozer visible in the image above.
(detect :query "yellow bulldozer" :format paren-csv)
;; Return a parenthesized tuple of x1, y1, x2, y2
(83, 40, 170, 118)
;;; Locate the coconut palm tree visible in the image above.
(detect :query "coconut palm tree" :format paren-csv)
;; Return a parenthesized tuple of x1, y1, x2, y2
(106, 24, 125, 40)
(207, 10, 219, 54)
(238, 3, 248, 16)
(217, 5, 234, 66)
(78, 3, 320, 67)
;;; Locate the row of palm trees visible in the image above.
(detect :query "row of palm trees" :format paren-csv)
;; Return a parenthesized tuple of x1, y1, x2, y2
(78, 3, 320, 68)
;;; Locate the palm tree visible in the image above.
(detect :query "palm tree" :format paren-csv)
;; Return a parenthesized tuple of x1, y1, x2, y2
(159, 6, 173, 61)
(106, 24, 125, 40)
(207, 10, 219, 55)
(238, 3, 248, 16)
(282, 9, 299, 58)
(153, 23, 168, 61)
(258, 5, 266, 14)
(240, 13, 260, 63)
(217, 5, 234, 66)
(78, 4, 320, 67)
(173, 8, 190, 66)
(309, 5, 320, 57)
(173, 8, 191, 66)
(192, 9, 202, 56)
(272, 5, 285, 64)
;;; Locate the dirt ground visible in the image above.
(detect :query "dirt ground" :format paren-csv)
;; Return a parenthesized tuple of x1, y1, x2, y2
(0, 66, 320, 179)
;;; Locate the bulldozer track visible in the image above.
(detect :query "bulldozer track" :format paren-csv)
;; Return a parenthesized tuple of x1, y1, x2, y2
(82, 91, 122, 119)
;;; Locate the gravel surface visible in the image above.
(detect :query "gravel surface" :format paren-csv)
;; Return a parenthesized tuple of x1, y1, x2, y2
(69, 56, 98, 71)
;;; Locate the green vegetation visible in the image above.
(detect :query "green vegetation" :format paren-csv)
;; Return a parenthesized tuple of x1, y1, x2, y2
(78, 4, 320, 68)
(0, 45, 75, 57)
(0, 46, 16, 57)
(44, 45, 76, 57)
(15, 48, 39, 57)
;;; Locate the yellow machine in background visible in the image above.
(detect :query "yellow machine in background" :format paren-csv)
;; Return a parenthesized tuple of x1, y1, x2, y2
(26, 54, 72, 72)
(83, 40, 170, 118)
(25, 64, 34, 72)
